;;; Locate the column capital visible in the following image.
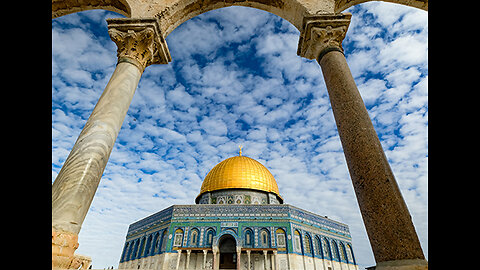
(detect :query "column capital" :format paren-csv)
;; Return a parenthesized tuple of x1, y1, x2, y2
(107, 18, 172, 71)
(297, 13, 352, 61)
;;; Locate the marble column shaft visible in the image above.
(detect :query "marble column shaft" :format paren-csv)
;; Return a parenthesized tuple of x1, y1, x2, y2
(186, 250, 191, 270)
(52, 60, 142, 234)
(263, 250, 268, 270)
(52, 17, 170, 235)
(237, 251, 242, 270)
(213, 250, 218, 270)
(297, 13, 426, 266)
(203, 250, 208, 269)
(52, 17, 171, 269)
(176, 250, 182, 270)
(236, 247, 242, 270)
(272, 251, 277, 270)
(319, 49, 425, 263)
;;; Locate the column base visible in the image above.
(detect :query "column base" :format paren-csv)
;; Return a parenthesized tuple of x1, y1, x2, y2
(52, 227, 92, 269)
(52, 228, 78, 269)
(371, 259, 428, 270)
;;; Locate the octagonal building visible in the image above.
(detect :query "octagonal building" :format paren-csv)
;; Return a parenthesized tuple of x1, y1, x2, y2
(118, 154, 358, 270)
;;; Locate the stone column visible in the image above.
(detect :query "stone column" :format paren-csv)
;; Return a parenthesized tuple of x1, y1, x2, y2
(263, 250, 268, 270)
(237, 247, 242, 270)
(203, 250, 208, 269)
(272, 251, 277, 270)
(52, 17, 171, 269)
(246, 250, 251, 270)
(212, 246, 219, 270)
(176, 250, 183, 270)
(297, 13, 427, 270)
(186, 250, 192, 270)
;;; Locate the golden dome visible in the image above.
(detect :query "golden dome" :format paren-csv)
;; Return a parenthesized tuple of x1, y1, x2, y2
(196, 155, 282, 202)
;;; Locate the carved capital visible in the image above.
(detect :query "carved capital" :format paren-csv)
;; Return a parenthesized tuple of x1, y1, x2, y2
(297, 13, 352, 60)
(107, 18, 171, 71)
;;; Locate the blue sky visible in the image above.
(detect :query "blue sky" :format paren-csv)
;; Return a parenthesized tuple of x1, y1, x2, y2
(52, 3, 427, 269)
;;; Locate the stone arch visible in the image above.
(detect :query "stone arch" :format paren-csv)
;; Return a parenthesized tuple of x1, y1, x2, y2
(52, 0, 131, 19)
(335, 0, 427, 13)
(153, 0, 308, 38)
(52, 0, 427, 35)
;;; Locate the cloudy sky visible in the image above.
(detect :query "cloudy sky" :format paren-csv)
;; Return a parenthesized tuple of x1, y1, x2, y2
(52, 2, 427, 269)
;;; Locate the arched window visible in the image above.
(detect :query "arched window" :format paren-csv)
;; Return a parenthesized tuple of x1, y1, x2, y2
(339, 242, 347, 262)
(144, 235, 153, 257)
(314, 236, 323, 258)
(160, 230, 168, 252)
(275, 228, 286, 248)
(190, 229, 199, 247)
(244, 228, 253, 247)
(130, 239, 140, 260)
(138, 237, 146, 258)
(347, 244, 356, 265)
(121, 242, 130, 262)
(304, 233, 312, 254)
(152, 232, 160, 254)
(126, 241, 134, 261)
(322, 238, 331, 260)
(173, 228, 184, 247)
(331, 240, 339, 261)
(293, 230, 302, 253)
(260, 229, 270, 247)
(205, 228, 215, 247)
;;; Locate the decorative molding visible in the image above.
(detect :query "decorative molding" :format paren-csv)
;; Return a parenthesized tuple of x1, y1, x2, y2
(297, 13, 352, 61)
(107, 18, 171, 71)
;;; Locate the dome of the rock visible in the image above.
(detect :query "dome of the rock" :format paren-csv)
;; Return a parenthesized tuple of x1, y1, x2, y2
(195, 155, 283, 203)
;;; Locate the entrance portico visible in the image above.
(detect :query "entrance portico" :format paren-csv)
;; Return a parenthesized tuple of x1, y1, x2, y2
(219, 234, 237, 269)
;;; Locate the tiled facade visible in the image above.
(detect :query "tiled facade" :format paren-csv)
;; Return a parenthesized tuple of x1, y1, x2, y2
(118, 204, 358, 269)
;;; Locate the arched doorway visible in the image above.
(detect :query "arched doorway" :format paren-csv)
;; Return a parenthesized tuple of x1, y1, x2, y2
(219, 234, 237, 269)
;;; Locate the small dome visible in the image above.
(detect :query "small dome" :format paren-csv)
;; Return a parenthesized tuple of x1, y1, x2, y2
(196, 155, 282, 203)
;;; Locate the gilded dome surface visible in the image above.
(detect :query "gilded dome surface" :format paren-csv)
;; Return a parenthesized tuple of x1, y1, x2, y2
(198, 155, 282, 200)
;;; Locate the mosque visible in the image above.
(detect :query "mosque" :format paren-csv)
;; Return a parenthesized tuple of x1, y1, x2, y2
(118, 150, 358, 270)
